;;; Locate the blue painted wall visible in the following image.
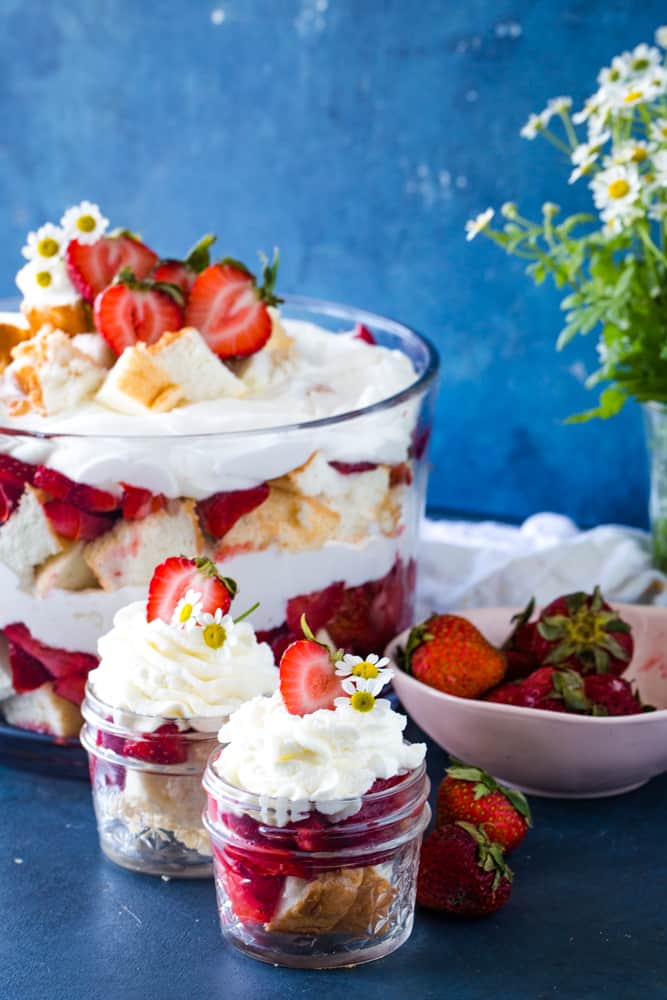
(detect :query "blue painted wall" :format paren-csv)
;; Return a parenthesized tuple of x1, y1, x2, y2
(0, 0, 663, 526)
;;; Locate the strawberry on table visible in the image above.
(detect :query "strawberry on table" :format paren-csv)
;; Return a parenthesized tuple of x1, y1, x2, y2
(417, 821, 513, 916)
(146, 556, 237, 625)
(185, 250, 282, 359)
(66, 232, 159, 303)
(436, 760, 532, 852)
(401, 613, 506, 699)
(94, 268, 185, 355)
(279, 617, 345, 715)
(152, 234, 217, 297)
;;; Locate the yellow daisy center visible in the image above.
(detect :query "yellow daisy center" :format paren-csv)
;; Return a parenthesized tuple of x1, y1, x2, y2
(350, 690, 375, 713)
(608, 178, 630, 199)
(35, 271, 52, 288)
(203, 623, 226, 649)
(36, 237, 60, 258)
(352, 661, 379, 679)
(631, 147, 647, 162)
(662, 126, 667, 138)
(624, 90, 643, 103)
(76, 214, 96, 233)
(179, 602, 193, 623)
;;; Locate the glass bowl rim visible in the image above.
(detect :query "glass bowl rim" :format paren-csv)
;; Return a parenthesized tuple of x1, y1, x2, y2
(0, 294, 439, 442)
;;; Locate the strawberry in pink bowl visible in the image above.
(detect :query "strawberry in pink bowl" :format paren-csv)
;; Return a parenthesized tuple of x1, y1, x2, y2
(388, 601, 667, 798)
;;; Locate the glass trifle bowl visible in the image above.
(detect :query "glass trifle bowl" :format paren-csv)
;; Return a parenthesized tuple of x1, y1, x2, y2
(0, 297, 439, 744)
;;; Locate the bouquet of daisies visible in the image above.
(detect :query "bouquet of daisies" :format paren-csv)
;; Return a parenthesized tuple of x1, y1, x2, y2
(468, 28, 667, 420)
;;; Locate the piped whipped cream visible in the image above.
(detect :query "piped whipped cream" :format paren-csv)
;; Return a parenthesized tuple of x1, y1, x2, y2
(214, 690, 426, 814)
(88, 601, 278, 729)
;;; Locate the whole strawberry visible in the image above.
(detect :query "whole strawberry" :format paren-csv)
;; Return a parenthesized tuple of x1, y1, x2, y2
(436, 760, 532, 851)
(486, 666, 646, 717)
(402, 614, 506, 699)
(501, 597, 541, 679)
(534, 586, 633, 675)
(417, 821, 513, 916)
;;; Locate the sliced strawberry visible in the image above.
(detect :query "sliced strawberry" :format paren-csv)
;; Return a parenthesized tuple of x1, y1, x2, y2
(122, 722, 188, 764)
(410, 425, 431, 461)
(43, 499, 116, 541)
(353, 323, 376, 345)
(389, 461, 413, 486)
(151, 261, 198, 297)
(185, 255, 280, 358)
(327, 558, 415, 654)
(94, 272, 184, 355)
(279, 639, 344, 715)
(65, 234, 159, 303)
(6, 640, 50, 693)
(0, 480, 25, 522)
(120, 482, 168, 520)
(285, 580, 345, 635)
(146, 556, 237, 624)
(216, 848, 285, 924)
(52, 672, 88, 706)
(3, 623, 98, 679)
(197, 483, 270, 539)
(152, 234, 216, 297)
(329, 461, 378, 475)
(0, 453, 36, 487)
(34, 465, 119, 513)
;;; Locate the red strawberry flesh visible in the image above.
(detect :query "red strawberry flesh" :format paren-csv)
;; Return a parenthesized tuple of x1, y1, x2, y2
(122, 722, 188, 764)
(185, 263, 272, 359)
(279, 639, 344, 715)
(146, 556, 235, 624)
(152, 260, 198, 297)
(94, 280, 184, 355)
(353, 323, 376, 345)
(197, 484, 269, 539)
(120, 483, 168, 520)
(34, 465, 119, 513)
(66, 235, 159, 303)
(0, 453, 36, 487)
(43, 499, 116, 541)
(3, 622, 98, 679)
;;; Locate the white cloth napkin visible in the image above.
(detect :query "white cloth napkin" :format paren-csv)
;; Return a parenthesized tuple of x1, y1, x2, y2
(416, 512, 667, 618)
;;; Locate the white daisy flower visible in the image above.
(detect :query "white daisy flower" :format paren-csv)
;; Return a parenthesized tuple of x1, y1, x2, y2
(60, 201, 109, 245)
(520, 111, 547, 139)
(625, 42, 663, 75)
(198, 607, 225, 627)
(335, 652, 390, 678)
(656, 26, 667, 49)
(568, 133, 610, 183)
(15, 257, 76, 300)
(171, 589, 203, 630)
(608, 140, 650, 166)
(649, 118, 667, 145)
(21, 223, 67, 262)
(465, 208, 494, 241)
(591, 162, 641, 209)
(652, 150, 667, 187)
(546, 95, 572, 115)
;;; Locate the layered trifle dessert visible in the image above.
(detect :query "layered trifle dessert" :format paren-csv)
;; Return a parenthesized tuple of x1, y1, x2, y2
(203, 623, 430, 967)
(80, 556, 277, 876)
(0, 201, 437, 741)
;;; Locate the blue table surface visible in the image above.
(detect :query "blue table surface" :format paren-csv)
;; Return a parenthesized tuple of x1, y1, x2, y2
(1, 722, 666, 1000)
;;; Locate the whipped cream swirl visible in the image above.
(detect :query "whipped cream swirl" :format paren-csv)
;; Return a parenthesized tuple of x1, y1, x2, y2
(214, 691, 426, 811)
(88, 601, 278, 729)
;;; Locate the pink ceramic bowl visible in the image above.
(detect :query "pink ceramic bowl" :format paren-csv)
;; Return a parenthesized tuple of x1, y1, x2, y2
(387, 605, 667, 798)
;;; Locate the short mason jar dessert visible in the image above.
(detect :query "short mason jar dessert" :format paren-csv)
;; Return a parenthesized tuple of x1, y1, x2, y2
(203, 628, 430, 967)
(80, 556, 277, 877)
(0, 202, 438, 743)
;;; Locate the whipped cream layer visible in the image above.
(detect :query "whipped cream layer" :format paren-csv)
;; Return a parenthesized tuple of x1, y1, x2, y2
(0, 321, 420, 499)
(88, 602, 278, 728)
(0, 531, 410, 654)
(214, 691, 426, 816)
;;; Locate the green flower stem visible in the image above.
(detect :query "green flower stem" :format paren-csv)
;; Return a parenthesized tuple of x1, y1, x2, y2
(537, 127, 572, 156)
(559, 110, 578, 149)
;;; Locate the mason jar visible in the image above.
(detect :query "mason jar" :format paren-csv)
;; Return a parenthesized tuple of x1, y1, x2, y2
(202, 753, 431, 968)
(81, 686, 223, 878)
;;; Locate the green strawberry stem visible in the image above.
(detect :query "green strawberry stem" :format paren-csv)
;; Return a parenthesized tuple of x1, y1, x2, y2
(447, 758, 533, 825)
